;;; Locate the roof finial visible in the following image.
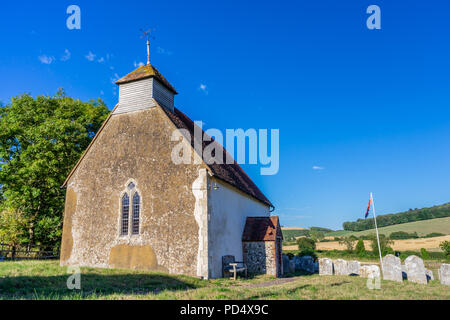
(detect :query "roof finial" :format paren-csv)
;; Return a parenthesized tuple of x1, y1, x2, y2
(141, 29, 152, 65)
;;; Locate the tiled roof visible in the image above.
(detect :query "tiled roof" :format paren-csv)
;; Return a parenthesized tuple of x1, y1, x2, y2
(162, 107, 273, 208)
(242, 216, 282, 241)
(115, 64, 178, 94)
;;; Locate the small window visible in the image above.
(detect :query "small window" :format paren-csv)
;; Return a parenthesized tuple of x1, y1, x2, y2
(132, 192, 140, 235)
(121, 193, 130, 235)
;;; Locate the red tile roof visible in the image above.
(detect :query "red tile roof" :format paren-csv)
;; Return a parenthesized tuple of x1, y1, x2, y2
(242, 216, 282, 241)
(162, 106, 273, 207)
(115, 64, 178, 94)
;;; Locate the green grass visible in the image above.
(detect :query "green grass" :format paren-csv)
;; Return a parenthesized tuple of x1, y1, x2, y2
(326, 217, 450, 238)
(0, 260, 449, 300)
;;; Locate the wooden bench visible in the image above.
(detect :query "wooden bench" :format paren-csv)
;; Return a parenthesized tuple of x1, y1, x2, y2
(222, 255, 248, 280)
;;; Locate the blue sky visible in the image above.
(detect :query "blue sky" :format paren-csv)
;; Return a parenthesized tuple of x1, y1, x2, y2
(1, 1, 450, 230)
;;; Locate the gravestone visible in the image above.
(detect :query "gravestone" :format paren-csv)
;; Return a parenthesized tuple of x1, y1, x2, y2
(289, 259, 296, 273)
(282, 255, 290, 275)
(439, 264, 450, 286)
(314, 261, 319, 273)
(360, 265, 380, 279)
(300, 256, 315, 273)
(426, 269, 434, 281)
(348, 260, 360, 276)
(405, 255, 427, 285)
(319, 258, 333, 275)
(382, 254, 402, 282)
(334, 259, 349, 275)
(294, 256, 302, 271)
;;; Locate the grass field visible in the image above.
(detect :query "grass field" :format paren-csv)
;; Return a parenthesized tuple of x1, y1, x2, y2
(325, 217, 450, 238)
(0, 260, 449, 300)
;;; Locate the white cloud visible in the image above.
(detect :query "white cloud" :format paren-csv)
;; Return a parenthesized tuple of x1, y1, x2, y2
(134, 61, 145, 68)
(100, 90, 104, 95)
(199, 83, 208, 94)
(38, 55, 55, 64)
(97, 57, 105, 63)
(85, 51, 96, 61)
(61, 49, 71, 62)
(312, 166, 325, 170)
(157, 46, 173, 55)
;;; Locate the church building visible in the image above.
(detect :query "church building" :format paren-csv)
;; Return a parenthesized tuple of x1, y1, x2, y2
(59, 44, 282, 279)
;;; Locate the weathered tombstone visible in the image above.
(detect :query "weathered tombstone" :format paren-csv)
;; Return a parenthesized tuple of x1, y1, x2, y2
(382, 254, 402, 282)
(360, 265, 380, 279)
(293, 256, 302, 271)
(314, 261, 319, 273)
(300, 256, 315, 273)
(348, 260, 361, 276)
(334, 259, 349, 275)
(289, 259, 296, 273)
(405, 255, 427, 285)
(426, 269, 434, 281)
(319, 258, 333, 275)
(282, 255, 290, 274)
(439, 264, 450, 286)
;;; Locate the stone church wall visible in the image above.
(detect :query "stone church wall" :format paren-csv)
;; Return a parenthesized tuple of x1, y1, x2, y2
(60, 106, 207, 277)
(243, 241, 277, 276)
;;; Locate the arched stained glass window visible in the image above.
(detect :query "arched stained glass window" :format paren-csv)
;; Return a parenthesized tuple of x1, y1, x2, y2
(121, 193, 130, 235)
(132, 192, 140, 235)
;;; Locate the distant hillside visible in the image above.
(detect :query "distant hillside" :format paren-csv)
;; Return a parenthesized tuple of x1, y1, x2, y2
(327, 216, 450, 238)
(343, 202, 450, 231)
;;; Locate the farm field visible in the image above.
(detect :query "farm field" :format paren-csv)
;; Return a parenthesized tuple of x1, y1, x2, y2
(325, 217, 450, 238)
(283, 235, 450, 252)
(0, 260, 449, 300)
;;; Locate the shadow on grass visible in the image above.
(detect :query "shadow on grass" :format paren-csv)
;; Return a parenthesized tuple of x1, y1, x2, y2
(0, 273, 201, 299)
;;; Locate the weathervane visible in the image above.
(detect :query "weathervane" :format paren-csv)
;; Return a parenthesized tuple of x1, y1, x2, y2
(140, 29, 154, 65)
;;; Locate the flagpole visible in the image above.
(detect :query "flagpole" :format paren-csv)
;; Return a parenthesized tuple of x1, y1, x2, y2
(371, 192, 384, 275)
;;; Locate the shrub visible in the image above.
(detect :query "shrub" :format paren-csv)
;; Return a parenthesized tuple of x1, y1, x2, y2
(420, 248, 429, 260)
(390, 231, 419, 240)
(339, 237, 357, 253)
(424, 232, 445, 238)
(369, 234, 394, 256)
(440, 241, 450, 256)
(355, 239, 366, 256)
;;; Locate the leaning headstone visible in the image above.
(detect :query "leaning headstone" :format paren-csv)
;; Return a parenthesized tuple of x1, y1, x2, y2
(334, 259, 349, 275)
(319, 258, 333, 275)
(360, 265, 380, 279)
(282, 255, 290, 274)
(426, 269, 434, 281)
(382, 254, 402, 282)
(405, 255, 427, 284)
(439, 264, 450, 286)
(289, 259, 296, 273)
(300, 256, 315, 273)
(348, 260, 361, 276)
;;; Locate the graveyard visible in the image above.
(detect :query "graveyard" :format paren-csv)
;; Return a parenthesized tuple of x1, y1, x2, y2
(0, 259, 448, 300)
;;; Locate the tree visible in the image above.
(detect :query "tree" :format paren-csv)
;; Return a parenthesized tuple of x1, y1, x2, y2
(0, 90, 109, 248)
(0, 208, 30, 247)
(355, 239, 366, 256)
(440, 241, 450, 256)
(297, 237, 316, 256)
(339, 237, 357, 253)
(369, 234, 394, 256)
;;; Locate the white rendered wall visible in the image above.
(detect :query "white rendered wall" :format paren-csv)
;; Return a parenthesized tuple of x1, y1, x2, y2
(207, 178, 270, 278)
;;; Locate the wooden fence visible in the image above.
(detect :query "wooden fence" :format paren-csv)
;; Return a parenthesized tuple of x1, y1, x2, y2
(0, 243, 59, 261)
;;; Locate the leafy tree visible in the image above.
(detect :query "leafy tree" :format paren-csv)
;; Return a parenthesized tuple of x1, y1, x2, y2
(369, 234, 394, 256)
(440, 241, 450, 256)
(297, 237, 316, 256)
(339, 237, 357, 253)
(355, 239, 366, 256)
(0, 208, 30, 247)
(0, 90, 109, 248)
